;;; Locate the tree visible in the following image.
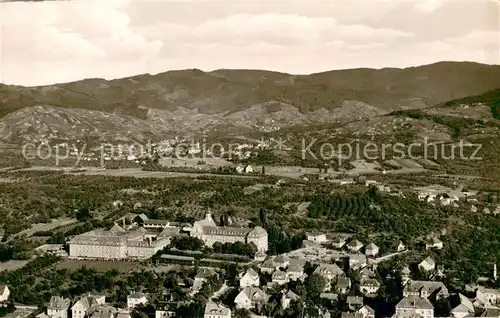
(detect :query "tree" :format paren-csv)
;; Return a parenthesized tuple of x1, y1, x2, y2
(305, 273, 327, 298)
(259, 208, 267, 228)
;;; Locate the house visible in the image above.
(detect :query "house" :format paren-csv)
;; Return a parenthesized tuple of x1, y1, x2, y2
(193, 268, 217, 292)
(116, 312, 131, 318)
(260, 259, 278, 274)
(240, 268, 260, 288)
(336, 277, 351, 294)
(426, 238, 443, 250)
(393, 295, 434, 318)
(395, 240, 406, 252)
(254, 252, 267, 262)
(349, 254, 367, 270)
(475, 286, 500, 306)
(360, 267, 375, 279)
(403, 280, 449, 300)
(332, 237, 346, 249)
(418, 257, 436, 272)
(127, 292, 147, 309)
(360, 278, 380, 296)
(71, 294, 106, 318)
(347, 240, 363, 252)
(364, 243, 379, 257)
(234, 287, 269, 309)
(47, 296, 70, 318)
(287, 264, 304, 281)
(342, 313, 363, 318)
(306, 232, 328, 243)
(450, 294, 475, 318)
(357, 305, 375, 318)
(204, 301, 231, 318)
(0, 285, 9, 302)
(320, 293, 339, 302)
(273, 255, 290, 269)
(347, 296, 364, 311)
(401, 265, 411, 284)
(155, 303, 177, 318)
(272, 270, 288, 285)
(236, 165, 254, 174)
(313, 263, 345, 281)
(281, 290, 299, 310)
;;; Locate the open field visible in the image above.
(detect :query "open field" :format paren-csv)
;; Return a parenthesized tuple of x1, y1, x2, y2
(9, 218, 77, 240)
(0, 260, 30, 272)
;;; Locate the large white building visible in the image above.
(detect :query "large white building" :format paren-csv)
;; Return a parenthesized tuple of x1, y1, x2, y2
(69, 224, 172, 260)
(47, 296, 70, 318)
(188, 213, 268, 252)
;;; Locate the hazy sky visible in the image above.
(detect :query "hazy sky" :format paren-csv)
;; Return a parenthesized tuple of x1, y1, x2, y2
(0, 0, 499, 86)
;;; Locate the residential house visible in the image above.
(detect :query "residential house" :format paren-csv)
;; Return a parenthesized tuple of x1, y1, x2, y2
(273, 255, 290, 269)
(234, 287, 269, 310)
(332, 237, 346, 249)
(240, 268, 260, 288)
(320, 293, 339, 302)
(281, 290, 299, 310)
(365, 243, 379, 257)
(287, 264, 304, 281)
(0, 285, 9, 302)
(116, 312, 131, 318)
(47, 296, 70, 318)
(236, 165, 254, 174)
(360, 278, 380, 296)
(475, 286, 500, 306)
(347, 240, 364, 253)
(360, 267, 376, 279)
(254, 252, 267, 262)
(71, 294, 106, 318)
(307, 232, 328, 243)
(260, 259, 278, 274)
(342, 313, 363, 318)
(396, 240, 406, 252)
(393, 295, 434, 318)
(426, 238, 443, 250)
(347, 296, 364, 311)
(204, 301, 231, 318)
(155, 303, 177, 318)
(403, 281, 449, 300)
(349, 254, 368, 270)
(450, 294, 475, 318)
(479, 308, 500, 318)
(127, 292, 147, 309)
(336, 277, 352, 294)
(193, 268, 217, 292)
(272, 270, 288, 285)
(418, 257, 436, 272)
(401, 265, 411, 285)
(313, 263, 345, 282)
(357, 305, 375, 318)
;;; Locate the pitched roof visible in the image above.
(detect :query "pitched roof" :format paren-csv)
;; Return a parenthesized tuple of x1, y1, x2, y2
(195, 268, 216, 279)
(204, 301, 230, 316)
(336, 277, 351, 289)
(404, 280, 447, 295)
(347, 296, 364, 305)
(261, 259, 278, 268)
(128, 292, 146, 299)
(314, 263, 345, 277)
(283, 290, 299, 300)
(274, 255, 290, 264)
(0, 285, 8, 295)
(244, 268, 259, 280)
(240, 287, 269, 302)
(48, 296, 70, 310)
(272, 270, 287, 280)
(419, 256, 436, 268)
(366, 243, 378, 250)
(348, 239, 363, 247)
(396, 296, 434, 310)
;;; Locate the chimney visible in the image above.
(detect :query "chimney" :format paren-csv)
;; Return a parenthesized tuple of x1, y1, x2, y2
(494, 264, 497, 281)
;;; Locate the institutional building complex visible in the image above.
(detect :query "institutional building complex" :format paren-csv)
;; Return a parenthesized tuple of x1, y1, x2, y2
(188, 213, 268, 252)
(68, 212, 268, 259)
(69, 224, 172, 260)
